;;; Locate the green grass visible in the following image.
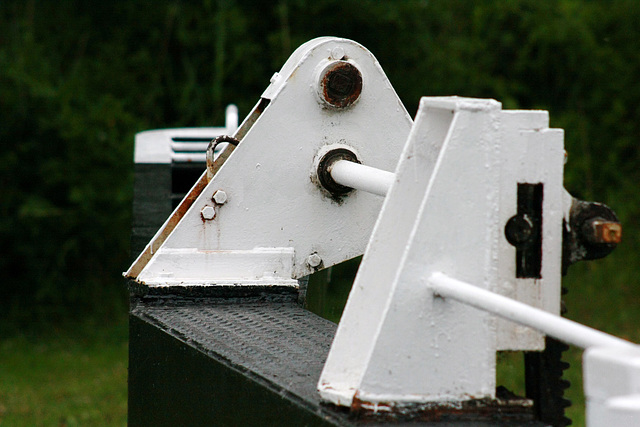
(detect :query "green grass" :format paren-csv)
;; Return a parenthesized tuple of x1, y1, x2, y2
(0, 319, 128, 426)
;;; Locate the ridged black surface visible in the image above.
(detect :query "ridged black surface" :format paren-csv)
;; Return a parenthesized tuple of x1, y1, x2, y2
(129, 296, 551, 426)
(131, 297, 337, 406)
(525, 337, 572, 427)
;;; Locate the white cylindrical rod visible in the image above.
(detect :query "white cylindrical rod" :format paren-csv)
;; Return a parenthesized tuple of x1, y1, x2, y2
(429, 272, 635, 350)
(330, 159, 394, 197)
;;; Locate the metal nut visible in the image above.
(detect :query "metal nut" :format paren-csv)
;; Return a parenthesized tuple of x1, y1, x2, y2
(212, 190, 228, 205)
(306, 253, 322, 268)
(590, 220, 622, 244)
(201, 206, 216, 220)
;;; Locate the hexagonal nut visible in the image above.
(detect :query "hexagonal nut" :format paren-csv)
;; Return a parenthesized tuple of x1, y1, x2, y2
(212, 190, 228, 205)
(201, 206, 216, 220)
(306, 253, 322, 268)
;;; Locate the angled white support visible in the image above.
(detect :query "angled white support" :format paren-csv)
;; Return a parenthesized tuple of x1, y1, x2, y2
(125, 37, 412, 287)
(319, 96, 567, 407)
(319, 97, 504, 406)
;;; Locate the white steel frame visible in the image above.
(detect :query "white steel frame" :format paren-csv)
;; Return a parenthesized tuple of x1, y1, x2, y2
(126, 37, 639, 426)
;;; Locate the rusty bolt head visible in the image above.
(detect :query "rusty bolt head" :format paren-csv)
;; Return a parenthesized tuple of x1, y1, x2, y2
(306, 253, 322, 268)
(201, 206, 216, 220)
(317, 61, 363, 109)
(590, 220, 622, 244)
(212, 190, 228, 205)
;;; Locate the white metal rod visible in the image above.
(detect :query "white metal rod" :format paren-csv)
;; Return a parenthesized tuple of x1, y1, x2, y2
(330, 159, 394, 197)
(429, 272, 635, 350)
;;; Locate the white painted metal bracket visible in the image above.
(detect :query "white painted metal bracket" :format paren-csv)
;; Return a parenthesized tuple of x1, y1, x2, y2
(317, 95, 638, 426)
(123, 36, 636, 425)
(318, 96, 565, 406)
(496, 109, 565, 351)
(125, 37, 412, 287)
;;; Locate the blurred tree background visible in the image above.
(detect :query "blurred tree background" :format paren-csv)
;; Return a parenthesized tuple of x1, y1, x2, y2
(1, 0, 639, 425)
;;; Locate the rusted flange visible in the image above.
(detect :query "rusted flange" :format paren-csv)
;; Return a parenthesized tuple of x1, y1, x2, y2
(317, 147, 360, 196)
(317, 61, 363, 108)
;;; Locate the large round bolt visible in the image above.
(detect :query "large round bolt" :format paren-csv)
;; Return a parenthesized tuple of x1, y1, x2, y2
(306, 253, 322, 268)
(201, 206, 216, 220)
(505, 214, 536, 248)
(317, 61, 363, 108)
(212, 190, 228, 205)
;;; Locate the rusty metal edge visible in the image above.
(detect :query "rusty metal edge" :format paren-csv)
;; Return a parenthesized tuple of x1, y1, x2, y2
(125, 98, 271, 279)
(348, 393, 537, 424)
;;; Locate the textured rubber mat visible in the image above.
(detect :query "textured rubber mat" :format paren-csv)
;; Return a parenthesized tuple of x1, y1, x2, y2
(131, 297, 548, 426)
(131, 297, 337, 407)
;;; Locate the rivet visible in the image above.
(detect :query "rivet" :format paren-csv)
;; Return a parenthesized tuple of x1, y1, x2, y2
(306, 253, 322, 268)
(330, 46, 345, 60)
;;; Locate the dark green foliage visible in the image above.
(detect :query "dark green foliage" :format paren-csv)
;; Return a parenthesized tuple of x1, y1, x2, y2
(1, 0, 639, 328)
